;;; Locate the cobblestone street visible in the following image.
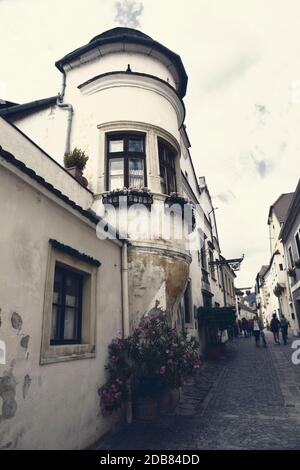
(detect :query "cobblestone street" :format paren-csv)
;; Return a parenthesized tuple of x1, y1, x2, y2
(98, 333, 300, 450)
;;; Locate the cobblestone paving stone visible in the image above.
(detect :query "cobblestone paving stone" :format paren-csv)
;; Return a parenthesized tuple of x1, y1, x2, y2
(97, 332, 300, 450)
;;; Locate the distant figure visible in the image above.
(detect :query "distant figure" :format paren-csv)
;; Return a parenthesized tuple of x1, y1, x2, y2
(270, 313, 281, 344)
(241, 317, 248, 337)
(238, 319, 242, 335)
(280, 315, 290, 345)
(247, 318, 254, 337)
(253, 315, 261, 347)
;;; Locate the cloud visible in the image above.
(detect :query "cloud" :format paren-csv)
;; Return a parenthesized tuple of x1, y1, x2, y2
(215, 191, 236, 204)
(250, 152, 273, 178)
(205, 52, 259, 93)
(115, 0, 144, 28)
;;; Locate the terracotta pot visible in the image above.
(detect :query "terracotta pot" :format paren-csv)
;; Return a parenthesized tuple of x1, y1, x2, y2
(66, 166, 88, 187)
(157, 388, 180, 414)
(133, 396, 158, 422)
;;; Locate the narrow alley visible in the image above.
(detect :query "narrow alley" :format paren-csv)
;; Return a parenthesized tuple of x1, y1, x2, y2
(98, 334, 300, 450)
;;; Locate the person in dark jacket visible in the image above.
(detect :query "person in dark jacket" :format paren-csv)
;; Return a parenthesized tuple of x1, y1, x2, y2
(270, 313, 281, 344)
(280, 315, 290, 345)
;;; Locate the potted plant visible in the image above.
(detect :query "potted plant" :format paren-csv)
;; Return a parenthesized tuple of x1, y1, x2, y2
(64, 147, 89, 187)
(165, 193, 196, 232)
(99, 314, 201, 421)
(288, 268, 296, 277)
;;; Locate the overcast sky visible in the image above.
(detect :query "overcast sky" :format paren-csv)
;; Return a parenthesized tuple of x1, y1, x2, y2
(1, 0, 300, 287)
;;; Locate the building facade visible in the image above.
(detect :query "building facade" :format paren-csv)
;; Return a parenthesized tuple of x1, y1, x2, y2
(255, 193, 299, 335)
(0, 27, 238, 449)
(280, 179, 300, 334)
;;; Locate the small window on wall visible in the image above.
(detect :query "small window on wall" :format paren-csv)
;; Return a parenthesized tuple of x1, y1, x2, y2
(158, 138, 177, 195)
(106, 133, 146, 190)
(51, 264, 83, 345)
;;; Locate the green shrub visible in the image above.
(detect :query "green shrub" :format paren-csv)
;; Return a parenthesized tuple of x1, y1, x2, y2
(64, 147, 89, 171)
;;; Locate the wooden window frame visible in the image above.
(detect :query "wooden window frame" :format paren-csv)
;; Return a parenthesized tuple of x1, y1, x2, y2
(106, 132, 147, 190)
(40, 245, 98, 365)
(50, 263, 83, 346)
(158, 138, 177, 195)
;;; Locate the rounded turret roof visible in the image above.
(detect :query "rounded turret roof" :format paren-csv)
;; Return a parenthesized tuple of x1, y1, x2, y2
(56, 27, 188, 98)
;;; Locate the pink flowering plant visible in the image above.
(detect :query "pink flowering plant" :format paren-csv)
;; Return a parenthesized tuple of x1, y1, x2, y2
(99, 314, 201, 416)
(99, 337, 132, 416)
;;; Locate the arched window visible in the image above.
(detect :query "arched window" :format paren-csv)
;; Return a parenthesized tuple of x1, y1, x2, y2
(106, 133, 146, 190)
(158, 138, 177, 195)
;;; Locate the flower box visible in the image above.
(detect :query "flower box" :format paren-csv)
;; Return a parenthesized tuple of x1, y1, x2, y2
(288, 268, 296, 278)
(165, 193, 196, 232)
(295, 258, 300, 269)
(102, 188, 153, 208)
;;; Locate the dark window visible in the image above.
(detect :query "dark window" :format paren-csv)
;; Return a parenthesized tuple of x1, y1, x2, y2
(279, 264, 283, 271)
(209, 250, 216, 278)
(183, 281, 192, 324)
(295, 232, 300, 258)
(106, 133, 146, 190)
(158, 139, 177, 194)
(289, 246, 295, 268)
(51, 264, 83, 345)
(201, 243, 207, 271)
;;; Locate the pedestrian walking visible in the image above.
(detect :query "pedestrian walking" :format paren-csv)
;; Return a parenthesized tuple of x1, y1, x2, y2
(241, 317, 248, 337)
(280, 315, 289, 345)
(238, 319, 242, 335)
(247, 318, 254, 337)
(252, 315, 261, 347)
(270, 313, 281, 344)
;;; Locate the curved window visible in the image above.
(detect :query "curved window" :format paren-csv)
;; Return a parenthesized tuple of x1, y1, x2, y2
(158, 138, 177, 194)
(106, 133, 146, 190)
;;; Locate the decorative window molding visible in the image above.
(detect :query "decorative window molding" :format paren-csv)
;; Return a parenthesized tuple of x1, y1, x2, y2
(40, 242, 99, 364)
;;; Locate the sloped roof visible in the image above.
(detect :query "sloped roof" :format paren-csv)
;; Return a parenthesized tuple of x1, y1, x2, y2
(0, 99, 18, 110)
(0, 96, 58, 119)
(55, 27, 188, 98)
(268, 193, 294, 225)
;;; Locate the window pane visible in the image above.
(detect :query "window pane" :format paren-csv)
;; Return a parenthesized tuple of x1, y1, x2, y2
(129, 138, 144, 153)
(64, 307, 78, 340)
(109, 139, 124, 153)
(53, 268, 63, 304)
(109, 158, 124, 190)
(129, 159, 144, 188)
(51, 305, 59, 340)
(65, 275, 80, 307)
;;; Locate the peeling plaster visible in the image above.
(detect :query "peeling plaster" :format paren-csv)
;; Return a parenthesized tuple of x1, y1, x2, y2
(22, 374, 32, 399)
(11, 312, 22, 331)
(0, 366, 17, 420)
(20, 335, 30, 349)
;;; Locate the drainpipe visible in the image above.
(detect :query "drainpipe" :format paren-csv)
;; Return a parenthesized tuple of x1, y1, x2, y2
(121, 241, 131, 424)
(121, 241, 130, 338)
(56, 70, 73, 155)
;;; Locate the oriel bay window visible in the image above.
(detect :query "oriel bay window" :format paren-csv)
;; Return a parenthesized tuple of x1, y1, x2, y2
(107, 133, 146, 190)
(51, 264, 83, 345)
(158, 138, 177, 195)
